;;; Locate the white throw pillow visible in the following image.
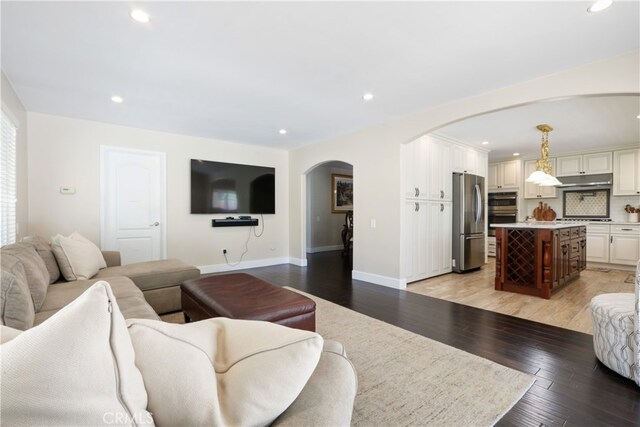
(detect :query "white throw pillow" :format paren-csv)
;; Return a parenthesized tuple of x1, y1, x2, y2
(127, 317, 323, 427)
(0, 281, 153, 426)
(50, 232, 107, 280)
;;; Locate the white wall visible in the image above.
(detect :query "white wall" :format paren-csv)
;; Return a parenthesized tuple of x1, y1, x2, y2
(289, 51, 640, 287)
(1, 71, 29, 241)
(306, 161, 353, 252)
(26, 113, 290, 269)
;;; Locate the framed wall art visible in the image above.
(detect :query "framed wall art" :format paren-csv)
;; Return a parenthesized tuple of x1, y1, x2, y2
(331, 174, 353, 213)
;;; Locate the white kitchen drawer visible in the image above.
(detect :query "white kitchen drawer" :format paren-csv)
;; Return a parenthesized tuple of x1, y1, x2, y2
(587, 224, 610, 234)
(611, 225, 640, 235)
(487, 237, 496, 257)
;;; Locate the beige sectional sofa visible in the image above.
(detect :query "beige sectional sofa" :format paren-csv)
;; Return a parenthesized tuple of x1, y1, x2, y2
(0, 237, 199, 330)
(0, 237, 357, 426)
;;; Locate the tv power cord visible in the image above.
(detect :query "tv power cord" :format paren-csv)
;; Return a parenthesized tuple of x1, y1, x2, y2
(224, 215, 265, 266)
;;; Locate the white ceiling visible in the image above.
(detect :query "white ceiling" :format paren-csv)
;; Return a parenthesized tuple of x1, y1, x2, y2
(1, 1, 639, 150)
(437, 94, 640, 161)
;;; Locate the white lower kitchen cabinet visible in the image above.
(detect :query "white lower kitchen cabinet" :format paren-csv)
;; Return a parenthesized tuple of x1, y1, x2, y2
(425, 201, 452, 277)
(610, 225, 640, 266)
(586, 233, 610, 263)
(402, 200, 452, 282)
(487, 236, 496, 257)
(586, 224, 640, 266)
(403, 200, 429, 282)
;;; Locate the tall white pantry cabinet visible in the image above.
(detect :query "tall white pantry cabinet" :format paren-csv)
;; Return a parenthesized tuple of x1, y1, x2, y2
(402, 135, 487, 283)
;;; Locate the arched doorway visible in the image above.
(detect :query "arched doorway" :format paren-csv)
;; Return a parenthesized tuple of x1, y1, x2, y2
(304, 160, 354, 268)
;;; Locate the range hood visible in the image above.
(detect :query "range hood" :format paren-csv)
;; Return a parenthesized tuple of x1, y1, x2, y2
(556, 173, 613, 188)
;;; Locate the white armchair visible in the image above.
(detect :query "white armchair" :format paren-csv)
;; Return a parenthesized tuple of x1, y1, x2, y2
(590, 260, 640, 386)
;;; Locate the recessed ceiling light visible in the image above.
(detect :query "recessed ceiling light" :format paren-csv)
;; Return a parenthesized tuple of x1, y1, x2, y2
(130, 9, 150, 23)
(279, 129, 287, 135)
(111, 95, 123, 103)
(513, 152, 520, 157)
(362, 93, 374, 101)
(637, 114, 640, 119)
(481, 141, 489, 145)
(587, 0, 613, 13)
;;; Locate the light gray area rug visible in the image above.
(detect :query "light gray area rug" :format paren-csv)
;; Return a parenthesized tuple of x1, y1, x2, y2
(288, 288, 535, 427)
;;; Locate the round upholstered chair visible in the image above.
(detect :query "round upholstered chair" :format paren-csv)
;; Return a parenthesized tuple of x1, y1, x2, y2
(590, 260, 640, 386)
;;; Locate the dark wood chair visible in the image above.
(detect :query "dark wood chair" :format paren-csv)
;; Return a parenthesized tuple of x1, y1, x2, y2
(341, 210, 353, 256)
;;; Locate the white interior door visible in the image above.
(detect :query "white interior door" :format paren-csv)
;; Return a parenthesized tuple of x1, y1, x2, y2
(100, 146, 166, 265)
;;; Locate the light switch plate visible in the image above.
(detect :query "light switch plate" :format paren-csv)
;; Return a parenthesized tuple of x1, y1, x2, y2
(60, 186, 76, 194)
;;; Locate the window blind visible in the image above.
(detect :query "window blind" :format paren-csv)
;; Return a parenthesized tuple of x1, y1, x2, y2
(1, 109, 17, 246)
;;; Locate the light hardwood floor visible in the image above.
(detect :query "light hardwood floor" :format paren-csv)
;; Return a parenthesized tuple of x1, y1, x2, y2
(406, 260, 634, 334)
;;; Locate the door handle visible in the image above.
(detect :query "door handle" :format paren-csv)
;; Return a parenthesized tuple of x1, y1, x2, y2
(474, 184, 482, 224)
(465, 235, 485, 240)
(149, 222, 160, 227)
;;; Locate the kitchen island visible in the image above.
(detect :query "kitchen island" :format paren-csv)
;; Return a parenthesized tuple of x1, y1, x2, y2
(493, 222, 586, 299)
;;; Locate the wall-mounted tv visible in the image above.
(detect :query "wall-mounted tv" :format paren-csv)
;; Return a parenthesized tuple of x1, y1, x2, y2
(191, 159, 275, 214)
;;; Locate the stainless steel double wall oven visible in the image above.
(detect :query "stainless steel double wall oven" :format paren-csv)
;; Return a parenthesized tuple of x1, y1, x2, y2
(488, 192, 518, 236)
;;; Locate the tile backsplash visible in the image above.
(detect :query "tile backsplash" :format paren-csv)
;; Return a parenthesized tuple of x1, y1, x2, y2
(564, 190, 608, 217)
(523, 192, 640, 222)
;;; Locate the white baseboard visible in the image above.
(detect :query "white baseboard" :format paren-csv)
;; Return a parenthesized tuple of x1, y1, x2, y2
(199, 257, 293, 274)
(306, 245, 343, 254)
(288, 257, 308, 267)
(352, 270, 407, 290)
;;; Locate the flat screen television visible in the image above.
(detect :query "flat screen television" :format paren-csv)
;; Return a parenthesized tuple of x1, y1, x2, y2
(190, 159, 275, 214)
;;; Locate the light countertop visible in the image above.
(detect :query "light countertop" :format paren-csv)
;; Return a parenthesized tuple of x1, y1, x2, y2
(490, 222, 585, 229)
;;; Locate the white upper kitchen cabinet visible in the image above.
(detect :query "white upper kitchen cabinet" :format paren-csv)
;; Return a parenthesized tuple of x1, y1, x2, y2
(523, 159, 558, 199)
(402, 137, 429, 199)
(475, 151, 488, 178)
(425, 137, 452, 201)
(448, 140, 487, 177)
(613, 148, 640, 196)
(556, 152, 612, 177)
(488, 160, 520, 191)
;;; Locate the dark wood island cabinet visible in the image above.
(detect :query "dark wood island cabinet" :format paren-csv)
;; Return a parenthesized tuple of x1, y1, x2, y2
(494, 223, 586, 299)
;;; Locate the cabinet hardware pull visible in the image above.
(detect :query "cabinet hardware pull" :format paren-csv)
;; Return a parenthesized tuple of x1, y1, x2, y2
(610, 236, 613, 243)
(440, 190, 444, 199)
(415, 202, 419, 212)
(621, 228, 633, 231)
(440, 204, 444, 212)
(415, 187, 419, 197)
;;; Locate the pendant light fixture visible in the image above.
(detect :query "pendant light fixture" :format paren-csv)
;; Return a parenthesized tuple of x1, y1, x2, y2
(526, 124, 563, 187)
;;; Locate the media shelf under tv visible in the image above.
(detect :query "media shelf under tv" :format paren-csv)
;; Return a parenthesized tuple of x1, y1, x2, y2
(212, 218, 259, 227)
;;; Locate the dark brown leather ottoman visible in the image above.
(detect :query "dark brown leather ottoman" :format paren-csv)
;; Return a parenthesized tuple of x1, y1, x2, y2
(181, 273, 316, 332)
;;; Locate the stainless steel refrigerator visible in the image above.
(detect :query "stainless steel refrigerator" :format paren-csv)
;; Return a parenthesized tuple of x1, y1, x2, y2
(452, 172, 485, 273)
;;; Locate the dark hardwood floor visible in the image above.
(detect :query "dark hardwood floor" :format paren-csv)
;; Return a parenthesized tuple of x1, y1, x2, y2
(233, 251, 639, 426)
